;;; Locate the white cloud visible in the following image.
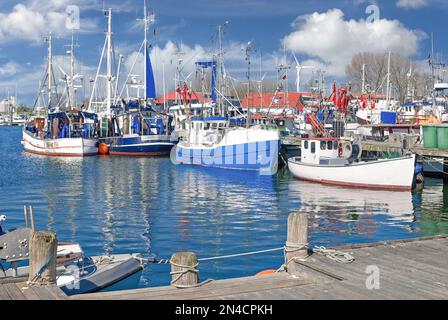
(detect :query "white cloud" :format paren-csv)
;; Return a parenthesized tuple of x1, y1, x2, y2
(118, 41, 209, 97)
(282, 9, 425, 78)
(0, 62, 22, 77)
(397, 0, 428, 9)
(0, 2, 99, 44)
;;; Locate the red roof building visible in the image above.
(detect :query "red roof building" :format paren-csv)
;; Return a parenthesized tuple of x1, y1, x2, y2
(241, 92, 315, 109)
(155, 92, 211, 106)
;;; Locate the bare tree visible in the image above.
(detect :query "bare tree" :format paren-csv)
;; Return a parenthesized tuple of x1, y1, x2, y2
(346, 52, 433, 102)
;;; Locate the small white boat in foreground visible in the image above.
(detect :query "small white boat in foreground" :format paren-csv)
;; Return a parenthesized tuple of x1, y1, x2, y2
(0, 227, 144, 296)
(288, 138, 416, 191)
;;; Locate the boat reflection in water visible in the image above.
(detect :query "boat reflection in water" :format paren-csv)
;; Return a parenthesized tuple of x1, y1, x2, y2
(288, 179, 416, 245)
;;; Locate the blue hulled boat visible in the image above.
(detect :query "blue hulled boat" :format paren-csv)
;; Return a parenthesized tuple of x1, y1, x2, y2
(110, 106, 176, 156)
(109, 1, 176, 156)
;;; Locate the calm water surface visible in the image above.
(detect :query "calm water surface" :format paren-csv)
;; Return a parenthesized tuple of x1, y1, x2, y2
(1, 126, 447, 287)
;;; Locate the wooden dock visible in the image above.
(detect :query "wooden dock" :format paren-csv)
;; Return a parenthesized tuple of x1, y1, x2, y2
(2, 221, 447, 300)
(71, 235, 448, 300)
(0, 281, 67, 300)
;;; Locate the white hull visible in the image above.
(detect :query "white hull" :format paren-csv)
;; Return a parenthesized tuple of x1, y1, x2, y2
(288, 155, 416, 190)
(22, 130, 98, 157)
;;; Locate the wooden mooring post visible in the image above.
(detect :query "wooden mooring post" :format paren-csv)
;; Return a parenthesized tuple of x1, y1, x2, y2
(285, 213, 308, 275)
(28, 231, 57, 285)
(170, 252, 199, 288)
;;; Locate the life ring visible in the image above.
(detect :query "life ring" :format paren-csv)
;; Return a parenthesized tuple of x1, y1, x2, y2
(255, 270, 277, 276)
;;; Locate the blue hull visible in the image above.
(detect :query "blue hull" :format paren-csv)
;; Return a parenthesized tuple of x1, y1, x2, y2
(110, 135, 176, 156)
(175, 140, 279, 175)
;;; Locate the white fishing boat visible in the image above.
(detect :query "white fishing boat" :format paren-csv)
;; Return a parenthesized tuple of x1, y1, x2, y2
(22, 33, 98, 157)
(288, 137, 416, 190)
(22, 112, 98, 157)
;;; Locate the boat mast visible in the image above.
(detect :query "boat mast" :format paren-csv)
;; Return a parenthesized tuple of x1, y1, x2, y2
(361, 64, 366, 94)
(106, 8, 113, 114)
(245, 41, 252, 128)
(143, 0, 148, 102)
(66, 30, 77, 109)
(47, 32, 53, 115)
(386, 51, 391, 110)
(217, 22, 228, 117)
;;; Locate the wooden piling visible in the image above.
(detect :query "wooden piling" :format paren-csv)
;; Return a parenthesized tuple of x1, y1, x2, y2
(28, 231, 57, 285)
(170, 252, 199, 288)
(285, 213, 308, 274)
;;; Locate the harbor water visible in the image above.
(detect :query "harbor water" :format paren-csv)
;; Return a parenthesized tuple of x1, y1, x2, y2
(1, 126, 447, 288)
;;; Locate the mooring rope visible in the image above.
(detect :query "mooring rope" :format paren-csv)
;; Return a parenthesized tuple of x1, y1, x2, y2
(278, 242, 309, 272)
(169, 260, 214, 289)
(198, 247, 285, 262)
(143, 244, 354, 271)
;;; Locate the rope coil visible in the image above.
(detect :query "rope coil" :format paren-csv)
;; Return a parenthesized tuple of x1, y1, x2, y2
(312, 246, 355, 264)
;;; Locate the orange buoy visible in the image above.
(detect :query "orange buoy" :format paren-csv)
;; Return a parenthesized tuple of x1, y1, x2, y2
(255, 270, 277, 277)
(98, 143, 110, 155)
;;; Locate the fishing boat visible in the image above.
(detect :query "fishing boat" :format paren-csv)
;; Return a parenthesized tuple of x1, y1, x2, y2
(108, 1, 176, 156)
(175, 117, 280, 174)
(288, 137, 416, 190)
(22, 33, 98, 157)
(172, 35, 280, 174)
(88, 3, 176, 156)
(0, 226, 144, 296)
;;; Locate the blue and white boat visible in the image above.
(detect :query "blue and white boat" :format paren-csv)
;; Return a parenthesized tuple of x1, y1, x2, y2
(109, 1, 176, 156)
(175, 118, 280, 174)
(110, 106, 176, 156)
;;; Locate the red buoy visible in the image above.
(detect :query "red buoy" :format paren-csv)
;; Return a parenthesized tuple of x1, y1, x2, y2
(98, 143, 110, 155)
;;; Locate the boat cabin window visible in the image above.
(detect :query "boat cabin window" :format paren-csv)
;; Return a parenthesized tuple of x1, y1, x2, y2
(311, 142, 316, 154)
(327, 141, 333, 150)
(304, 141, 309, 150)
(320, 141, 326, 150)
(333, 141, 338, 149)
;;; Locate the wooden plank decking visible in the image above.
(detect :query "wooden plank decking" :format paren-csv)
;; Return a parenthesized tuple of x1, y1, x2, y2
(0, 281, 68, 300)
(71, 235, 448, 300)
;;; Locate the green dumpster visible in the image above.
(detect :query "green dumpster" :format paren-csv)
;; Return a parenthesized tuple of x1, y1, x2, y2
(437, 125, 448, 149)
(423, 125, 438, 149)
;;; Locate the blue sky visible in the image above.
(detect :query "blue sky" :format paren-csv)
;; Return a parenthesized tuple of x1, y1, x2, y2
(0, 0, 446, 105)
